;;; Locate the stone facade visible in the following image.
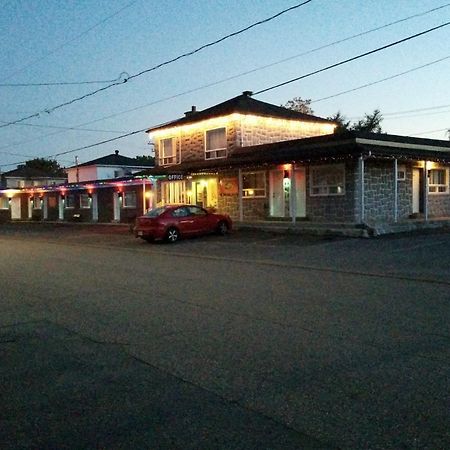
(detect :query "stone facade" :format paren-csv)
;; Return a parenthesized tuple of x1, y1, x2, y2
(306, 161, 359, 222)
(153, 116, 334, 166)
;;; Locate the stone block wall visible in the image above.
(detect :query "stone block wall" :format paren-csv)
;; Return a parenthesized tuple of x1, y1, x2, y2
(429, 193, 450, 217)
(363, 160, 413, 224)
(306, 161, 358, 222)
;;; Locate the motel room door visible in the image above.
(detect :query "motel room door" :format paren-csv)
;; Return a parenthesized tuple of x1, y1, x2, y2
(412, 168, 423, 214)
(10, 197, 21, 220)
(294, 167, 306, 218)
(269, 170, 285, 217)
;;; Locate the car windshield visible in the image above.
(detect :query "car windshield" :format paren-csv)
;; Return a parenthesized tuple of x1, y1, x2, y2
(145, 206, 169, 217)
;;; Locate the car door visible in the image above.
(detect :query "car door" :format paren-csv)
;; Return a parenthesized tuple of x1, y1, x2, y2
(187, 205, 211, 234)
(171, 207, 194, 235)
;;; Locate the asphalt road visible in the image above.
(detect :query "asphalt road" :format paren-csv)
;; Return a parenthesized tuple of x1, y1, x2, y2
(0, 223, 449, 449)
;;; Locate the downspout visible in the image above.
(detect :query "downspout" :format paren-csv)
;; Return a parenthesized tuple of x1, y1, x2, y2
(424, 161, 429, 221)
(238, 168, 243, 221)
(359, 155, 365, 224)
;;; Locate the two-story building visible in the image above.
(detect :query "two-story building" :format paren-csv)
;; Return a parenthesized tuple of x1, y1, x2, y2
(143, 91, 450, 227)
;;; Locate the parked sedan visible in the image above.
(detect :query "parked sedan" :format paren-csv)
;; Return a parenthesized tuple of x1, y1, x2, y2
(134, 204, 232, 243)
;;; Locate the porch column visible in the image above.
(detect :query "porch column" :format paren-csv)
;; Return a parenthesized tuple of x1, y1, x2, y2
(238, 169, 243, 221)
(92, 193, 99, 222)
(290, 165, 296, 224)
(142, 178, 146, 214)
(359, 156, 365, 223)
(58, 195, 64, 220)
(423, 161, 429, 221)
(43, 195, 48, 220)
(393, 159, 398, 222)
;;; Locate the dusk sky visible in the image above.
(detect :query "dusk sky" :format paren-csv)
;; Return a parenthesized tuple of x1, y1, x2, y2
(1, 0, 449, 169)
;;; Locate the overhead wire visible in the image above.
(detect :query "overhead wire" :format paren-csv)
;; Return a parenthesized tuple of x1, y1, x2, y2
(0, 0, 314, 130)
(0, 0, 139, 81)
(253, 21, 450, 95)
(1, 3, 447, 151)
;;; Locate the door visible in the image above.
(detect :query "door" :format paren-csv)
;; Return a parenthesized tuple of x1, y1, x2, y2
(113, 192, 120, 221)
(294, 168, 306, 218)
(270, 170, 285, 217)
(412, 169, 422, 214)
(10, 197, 21, 219)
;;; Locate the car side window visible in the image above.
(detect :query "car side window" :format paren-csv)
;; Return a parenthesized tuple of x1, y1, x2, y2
(172, 207, 190, 218)
(188, 206, 207, 216)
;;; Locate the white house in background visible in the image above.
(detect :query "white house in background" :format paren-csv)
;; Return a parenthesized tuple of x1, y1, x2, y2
(66, 150, 153, 183)
(1, 165, 67, 188)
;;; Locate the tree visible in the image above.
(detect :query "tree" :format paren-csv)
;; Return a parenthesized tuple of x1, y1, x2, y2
(134, 155, 155, 166)
(282, 96, 314, 115)
(327, 109, 384, 134)
(24, 158, 65, 176)
(350, 109, 383, 133)
(327, 111, 350, 134)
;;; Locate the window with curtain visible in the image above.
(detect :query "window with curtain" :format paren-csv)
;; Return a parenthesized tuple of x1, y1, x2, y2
(159, 138, 177, 165)
(428, 168, 448, 193)
(310, 164, 345, 196)
(205, 128, 226, 159)
(243, 172, 266, 197)
(123, 191, 137, 208)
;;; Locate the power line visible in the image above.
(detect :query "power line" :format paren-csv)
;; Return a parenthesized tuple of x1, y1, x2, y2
(0, 0, 313, 130)
(0, 120, 126, 133)
(1, 0, 139, 82)
(311, 55, 450, 103)
(253, 21, 450, 95)
(1, 3, 445, 149)
(4, 19, 450, 167)
(0, 72, 129, 87)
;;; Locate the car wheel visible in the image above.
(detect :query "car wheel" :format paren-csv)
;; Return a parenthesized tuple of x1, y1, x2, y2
(217, 221, 229, 236)
(166, 227, 180, 243)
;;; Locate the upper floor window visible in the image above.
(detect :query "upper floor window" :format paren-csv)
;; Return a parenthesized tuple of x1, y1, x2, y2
(310, 164, 345, 196)
(428, 168, 448, 194)
(205, 127, 226, 160)
(159, 137, 177, 165)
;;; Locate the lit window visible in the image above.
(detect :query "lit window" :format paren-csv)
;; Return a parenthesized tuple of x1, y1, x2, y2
(428, 169, 448, 194)
(397, 165, 406, 181)
(122, 191, 137, 208)
(310, 164, 345, 196)
(0, 197, 9, 209)
(33, 195, 42, 209)
(205, 128, 226, 159)
(80, 194, 91, 209)
(243, 172, 266, 198)
(65, 194, 75, 208)
(159, 137, 177, 165)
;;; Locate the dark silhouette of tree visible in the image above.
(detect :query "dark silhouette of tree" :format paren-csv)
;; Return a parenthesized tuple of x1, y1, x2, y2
(134, 155, 155, 166)
(327, 109, 384, 134)
(351, 109, 383, 133)
(24, 158, 66, 176)
(282, 96, 314, 115)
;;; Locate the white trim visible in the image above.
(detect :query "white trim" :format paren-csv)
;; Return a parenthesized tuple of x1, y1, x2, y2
(355, 137, 450, 153)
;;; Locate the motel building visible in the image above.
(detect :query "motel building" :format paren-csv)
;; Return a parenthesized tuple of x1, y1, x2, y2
(1, 92, 450, 232)
(141, 92, 450, 228)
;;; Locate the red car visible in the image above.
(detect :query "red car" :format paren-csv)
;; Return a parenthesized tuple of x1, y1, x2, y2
(134, 204, 232, 243)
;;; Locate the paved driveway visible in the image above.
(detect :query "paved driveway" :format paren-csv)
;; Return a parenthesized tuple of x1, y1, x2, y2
(0, 224, 449, 449)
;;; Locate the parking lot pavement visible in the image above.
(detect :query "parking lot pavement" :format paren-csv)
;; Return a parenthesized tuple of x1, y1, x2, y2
(1, 223, 449, 449)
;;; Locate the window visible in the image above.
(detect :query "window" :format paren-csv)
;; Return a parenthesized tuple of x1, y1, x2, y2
(80, 194, 91, 209)
(123, 191, 137, 208)
(243, 172, 266, 198)
(0, 197, 9, 209)
(428, 169, 448, 194)
(205, 127, 226, 159)
(33, 195, 42, 209)
(171, 207, 190, 217)
(310, 164, 345, 196)
(187, 205, 207, 216)
(397, 165, 406, 181)
(159, 137, 177, 165)
(162, 181, 187, 204)
(65, 194, 75, 208)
